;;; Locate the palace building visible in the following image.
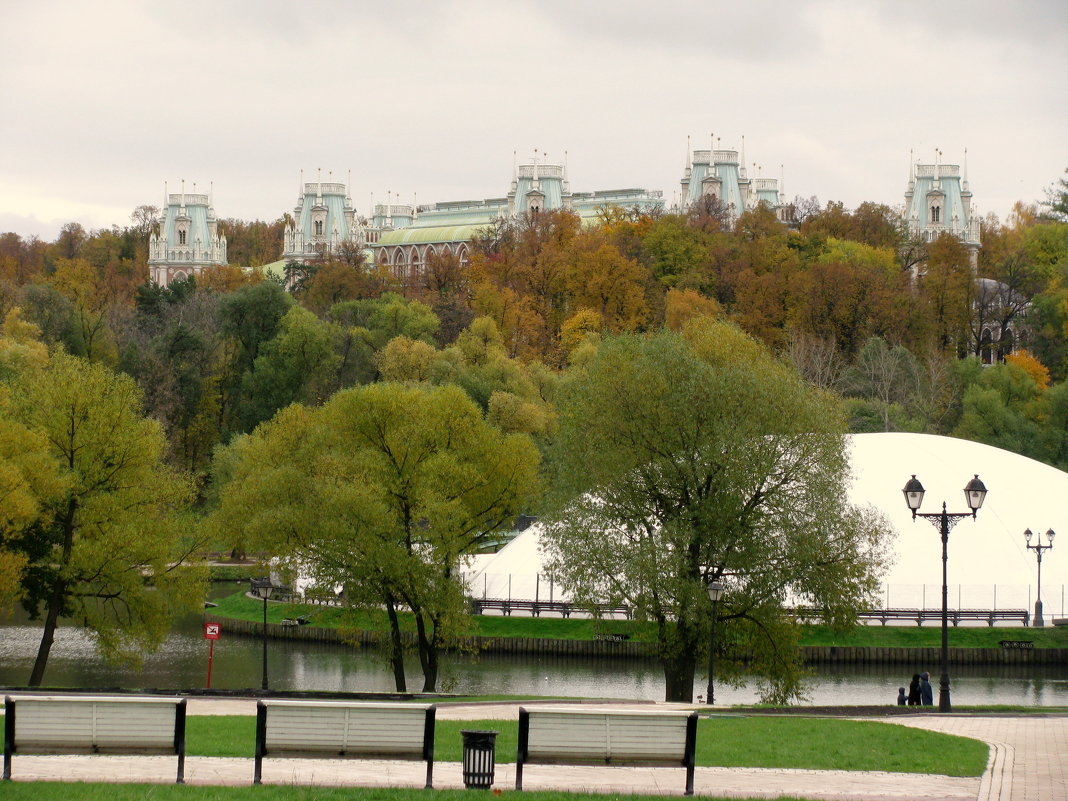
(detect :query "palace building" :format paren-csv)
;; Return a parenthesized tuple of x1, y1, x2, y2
(903, 151, 981, 271)
(148, 183, 227, 287)
(282, 172, 364, 264)
(676, 136, 790, 222)
(368, 154, 664, 278)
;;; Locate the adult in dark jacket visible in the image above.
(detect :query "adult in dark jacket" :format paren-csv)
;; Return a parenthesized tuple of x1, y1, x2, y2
(907, 674, 922, 706)
(919, 672, 934, 706)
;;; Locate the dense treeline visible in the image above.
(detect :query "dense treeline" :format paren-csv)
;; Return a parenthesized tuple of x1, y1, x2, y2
(1, 183, 1065, 486)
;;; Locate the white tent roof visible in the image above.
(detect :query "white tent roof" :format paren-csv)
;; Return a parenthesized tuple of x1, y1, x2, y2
(463, 434, 1068, 610)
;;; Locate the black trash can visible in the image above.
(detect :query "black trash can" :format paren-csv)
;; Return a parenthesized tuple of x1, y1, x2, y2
(460, 729, 497, 789)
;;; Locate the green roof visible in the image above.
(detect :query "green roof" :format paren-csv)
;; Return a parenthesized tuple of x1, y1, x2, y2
(376, 224, 490, 246)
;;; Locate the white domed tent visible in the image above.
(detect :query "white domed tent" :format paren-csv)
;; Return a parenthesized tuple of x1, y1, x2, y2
(463, 433, 1068, 617)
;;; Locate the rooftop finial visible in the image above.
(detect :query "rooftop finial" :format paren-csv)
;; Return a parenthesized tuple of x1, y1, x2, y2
(963, 148, 970, 191)
(685, 135, 691, 169)
(780, 163, 785, 197)
(741, 135, 747, 178)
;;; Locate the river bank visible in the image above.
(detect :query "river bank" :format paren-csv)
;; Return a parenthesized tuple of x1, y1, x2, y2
(205, 612, 1068, 666)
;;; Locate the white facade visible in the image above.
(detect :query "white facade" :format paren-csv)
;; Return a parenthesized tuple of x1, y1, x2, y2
(147, 185, 227, 287)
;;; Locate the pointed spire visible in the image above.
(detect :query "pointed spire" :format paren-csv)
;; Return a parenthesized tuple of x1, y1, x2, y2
(533, 148, 540, 190)
(317, 167, 322, 201)
(740, 135, 747, 178)
(299, 169, 304, 199)
(163, 181, 168, 211)
(180, 179, 186, 210)
(780, 163, 785, 198)
(347, 170, 352, 203)
(512, 150, 517, 181)
(685, 135, 691, 170)
(962, 147, 970, 191)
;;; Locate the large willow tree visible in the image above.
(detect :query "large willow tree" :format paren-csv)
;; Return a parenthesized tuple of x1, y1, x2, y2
(0, 325, 202, 686)
(541, 318, 892, 703)
(212, 381, 539, 692)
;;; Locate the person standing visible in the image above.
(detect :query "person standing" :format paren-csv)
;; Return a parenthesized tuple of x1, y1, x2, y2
(919, 672, 934, 706)
(907, 673, 922, 706)
(897, 687, 907, 706)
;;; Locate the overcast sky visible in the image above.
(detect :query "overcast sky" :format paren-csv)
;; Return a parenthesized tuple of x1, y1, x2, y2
(2, 0, 1065, 241)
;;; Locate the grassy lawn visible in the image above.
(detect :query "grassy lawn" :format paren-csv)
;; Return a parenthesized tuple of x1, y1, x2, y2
(211, 591, 658, 642)
(798, 623, 1068, 649)
(0, 785, 825, 801)
(175, 714, 987, 776)
(211, 590, 1068, 649)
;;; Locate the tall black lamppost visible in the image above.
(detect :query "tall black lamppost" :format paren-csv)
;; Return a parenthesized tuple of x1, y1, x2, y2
(250, 577, 277, 691)
(1025, 528, 1056, 627)
(902, 474, 988, 713)
(705, 580, 725, 706)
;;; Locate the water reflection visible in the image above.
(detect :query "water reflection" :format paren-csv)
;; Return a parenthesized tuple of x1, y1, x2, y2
(2, 593, 1066, 706)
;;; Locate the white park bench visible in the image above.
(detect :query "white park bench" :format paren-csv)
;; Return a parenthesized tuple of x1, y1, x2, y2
(515, 706, 699, 795)
(3, 694, 187, 783)
(254, 699, 437, 788)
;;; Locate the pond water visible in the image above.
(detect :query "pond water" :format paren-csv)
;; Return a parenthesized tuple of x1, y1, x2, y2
(2, 588, 1066, 706)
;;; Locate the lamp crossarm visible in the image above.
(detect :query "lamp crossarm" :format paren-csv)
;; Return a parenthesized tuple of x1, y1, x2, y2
(914, 510, 971, 533)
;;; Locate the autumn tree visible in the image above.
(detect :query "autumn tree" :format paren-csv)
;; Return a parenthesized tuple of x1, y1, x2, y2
(541, 320, 890, 703)
(0, 338, 202, 685)
(212, 382, 539, 692)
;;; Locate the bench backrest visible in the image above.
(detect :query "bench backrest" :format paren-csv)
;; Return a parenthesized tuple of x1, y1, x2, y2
(6, 695, 183, 752)
(4, 695, 186, 783)
(258, 700, 435, 757)
(520, 707, 695, 763)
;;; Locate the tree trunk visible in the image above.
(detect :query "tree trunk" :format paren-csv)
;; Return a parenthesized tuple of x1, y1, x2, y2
(28, 581, 65, 687)
(412, 610, 438, 692)
(661, 651, 697, 702)
(384, 597, 406, 693)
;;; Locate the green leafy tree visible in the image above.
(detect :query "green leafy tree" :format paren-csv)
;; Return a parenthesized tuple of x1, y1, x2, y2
(0, 343, 202, 685)
(212, 382, 540, 692)
(541, 319, 891, 703)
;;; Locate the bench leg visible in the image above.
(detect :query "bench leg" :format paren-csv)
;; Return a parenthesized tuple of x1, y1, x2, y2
(4, 697, 14, 780)
(685, 763, 695, 796)
(254, 701, 267, 785)
(515, 759, 523, 791)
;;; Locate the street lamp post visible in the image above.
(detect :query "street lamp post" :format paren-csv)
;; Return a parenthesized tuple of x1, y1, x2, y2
(902, 474, 988, 713)
(706, 580, 725, 706)
(1024, 528, 1056, 627)
(250, 577, 276, 692)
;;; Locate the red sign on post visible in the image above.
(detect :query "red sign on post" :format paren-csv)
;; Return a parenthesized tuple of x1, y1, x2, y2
(204, 622, 221, 688)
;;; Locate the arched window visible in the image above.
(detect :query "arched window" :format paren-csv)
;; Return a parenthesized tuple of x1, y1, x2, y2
(314, 220, 323, 236)
(178, 229, 187, 245)
(931, 205, 940, 224)
(998, 329, 1015, 362)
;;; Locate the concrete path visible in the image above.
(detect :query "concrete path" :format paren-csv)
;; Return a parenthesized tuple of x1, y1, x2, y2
(4, 699, 1066, 800)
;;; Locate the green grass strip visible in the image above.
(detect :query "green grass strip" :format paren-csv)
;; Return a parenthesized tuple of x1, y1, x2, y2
(180, 715, 987, 776)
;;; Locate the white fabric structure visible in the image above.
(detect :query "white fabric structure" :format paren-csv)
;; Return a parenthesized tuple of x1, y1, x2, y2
(462, 433, 1068, 613)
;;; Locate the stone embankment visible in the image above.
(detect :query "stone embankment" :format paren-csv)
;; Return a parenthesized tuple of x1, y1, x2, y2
(204, 615, 1068, 664)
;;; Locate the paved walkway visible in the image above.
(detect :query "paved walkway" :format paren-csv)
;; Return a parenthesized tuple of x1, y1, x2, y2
(4, 699, 1066, 800)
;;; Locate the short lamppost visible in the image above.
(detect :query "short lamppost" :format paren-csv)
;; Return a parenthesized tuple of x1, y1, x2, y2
(1025, 528, 1056, 627)
(902, 474, 988, 713)
(250, 577, 279, 692)
(706, 580, 725, 706)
